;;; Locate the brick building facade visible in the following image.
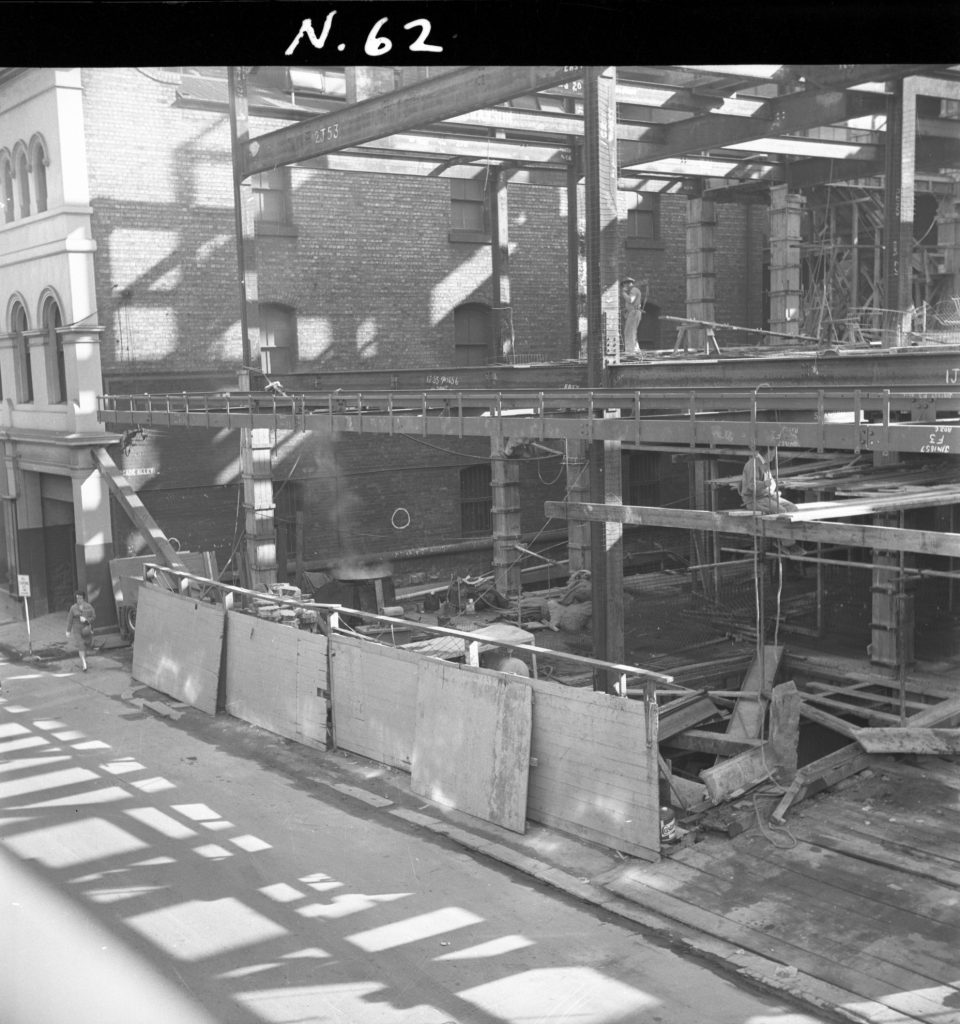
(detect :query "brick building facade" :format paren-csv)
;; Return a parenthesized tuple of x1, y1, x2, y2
(1, 66, 770, 609)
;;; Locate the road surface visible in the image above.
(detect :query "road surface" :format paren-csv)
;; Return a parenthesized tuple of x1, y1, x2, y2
(0, 656, 834, 1024)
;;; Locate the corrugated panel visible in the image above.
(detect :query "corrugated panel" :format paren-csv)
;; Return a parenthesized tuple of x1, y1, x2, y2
(412, 661, 532, 834)
(223, 611, 328, 750)
(132, 588, 224, 714)
(526, 676, 660, 861)
(330, 635, 419, 769)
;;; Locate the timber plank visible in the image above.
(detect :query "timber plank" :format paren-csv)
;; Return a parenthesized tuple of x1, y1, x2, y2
(671, 842, 960, 987)
(735, 835, 960, 933)
(794, 826, 960, 891)
(802, 692, 902, 723)
(878, 756, 960, 793)
(855, 728, 960, 755)
(801, 803, 960, 871)
(786, 653, 958, 700)
(725, 645, 782, 739)
(804, 680, 930, 713)
(604, 866, 951, 1021)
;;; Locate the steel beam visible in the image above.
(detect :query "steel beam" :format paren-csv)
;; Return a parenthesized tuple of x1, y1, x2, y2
(545, 501, 960, 560)
(240, 66, 585, 177)
(91, 448, 185, 569)
(96, 393, 960, 457)
(621, 90, 888, 166)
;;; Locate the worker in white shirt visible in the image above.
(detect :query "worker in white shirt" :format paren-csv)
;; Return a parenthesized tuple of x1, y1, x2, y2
(739, 451, 804, 556)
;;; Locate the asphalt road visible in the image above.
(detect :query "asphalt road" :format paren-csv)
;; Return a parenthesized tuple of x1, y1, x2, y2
(0, 656, 834, 1024)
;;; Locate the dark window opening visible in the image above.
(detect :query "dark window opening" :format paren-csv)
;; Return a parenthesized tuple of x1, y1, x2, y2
(449, 177, 490, 241)
(460, 464, 492, 537)
(17, 152, 30, 217)
(623, 451, 663, 507)
(1, 160, 13, 224)
(44, 299, 66, 403)
(454, 303, 493, 366)
(626, 193, 660, 241)
(12, 303, 33, 403)
(33, 145, 47, 213)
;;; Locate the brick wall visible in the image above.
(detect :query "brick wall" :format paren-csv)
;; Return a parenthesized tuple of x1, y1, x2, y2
(85, 68, 769, 583)
(109, 421, 568, 576)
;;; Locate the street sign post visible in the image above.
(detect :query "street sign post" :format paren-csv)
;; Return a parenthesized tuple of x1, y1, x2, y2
(17, 575, 32, 657)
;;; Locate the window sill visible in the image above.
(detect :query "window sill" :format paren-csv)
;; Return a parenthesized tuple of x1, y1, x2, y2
(448, 230, 491, 245)
(625, 238, 665, 251)
(255, 222, 299, 239)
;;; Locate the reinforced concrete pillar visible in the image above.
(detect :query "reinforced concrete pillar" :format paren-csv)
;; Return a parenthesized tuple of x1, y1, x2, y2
(490, 167, 514, 359)
(242, 429, 277, 590)
(940, 184, 960, 300)
(769, 185, 804, 338)
(685, 196, 717, 350)
(882, 78, 917, 347)
(73, 468, 115, 627)
(491, 437, 521, 596)
(583, 66, 624, 680)
(565, 439, 591, 573)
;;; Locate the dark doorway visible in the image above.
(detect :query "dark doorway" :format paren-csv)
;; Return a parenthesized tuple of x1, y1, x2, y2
(636, 301, 661, 349)
(454, 303, 493, 366)
(44, 523, 77, 612)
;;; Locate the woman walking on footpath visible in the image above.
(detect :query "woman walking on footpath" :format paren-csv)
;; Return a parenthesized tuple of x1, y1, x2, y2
(66, 591, 96, 672)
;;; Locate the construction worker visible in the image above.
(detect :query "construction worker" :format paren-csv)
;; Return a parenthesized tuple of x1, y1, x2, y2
(739, 451, 804, 556)
(621, 278, 644, 355)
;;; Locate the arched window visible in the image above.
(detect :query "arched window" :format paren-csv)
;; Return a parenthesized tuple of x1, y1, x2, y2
(1, 156, 13, 224)
(11, 302, 33, 403)
(43, 296, 66, 403)
(453, 302, 492, 366)
(17, 151, 30, 218)
(31, 137, 48, 214)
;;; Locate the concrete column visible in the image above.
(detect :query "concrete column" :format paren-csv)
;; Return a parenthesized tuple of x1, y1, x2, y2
(72, 468, 116, 627)
(564, 439, 591, 573)
(59, 328, 104, 433)
(685, 196, 718, 350)
(491, 437, 521, 596)
(567, 148, 582, 359)
(583, 66, 624, 679)
(769, 186, 804, 338)
(490, 167, 513, 359)
(939, 184, 960, 300)
(882, 78, 917, 347)
(241, 429, 277, 590)
(230, 68, 276, 589)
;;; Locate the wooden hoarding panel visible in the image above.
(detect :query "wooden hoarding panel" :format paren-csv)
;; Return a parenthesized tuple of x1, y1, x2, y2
(412, 662, 532, 834)
(132, 587, 224, 714)
(223, 611, 328, 749)
(525, 676, 660, 861)
(331, 635, 420, 769)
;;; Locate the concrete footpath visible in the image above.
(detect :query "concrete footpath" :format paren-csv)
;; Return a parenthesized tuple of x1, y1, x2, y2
(0, 603, 940, 1024)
